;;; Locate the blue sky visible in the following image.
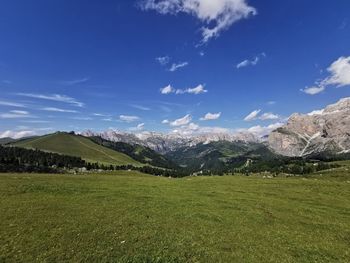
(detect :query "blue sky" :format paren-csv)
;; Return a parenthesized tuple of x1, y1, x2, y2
(0, 0, 350, 138)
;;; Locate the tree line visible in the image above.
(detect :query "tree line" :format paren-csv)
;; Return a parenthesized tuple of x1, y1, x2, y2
(0, 145, 342, 177)
(0, 145, 187, 177)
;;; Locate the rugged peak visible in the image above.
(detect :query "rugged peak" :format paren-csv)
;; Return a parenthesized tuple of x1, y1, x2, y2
(269, 97, 350, 156)
(324, 97, 350, 114)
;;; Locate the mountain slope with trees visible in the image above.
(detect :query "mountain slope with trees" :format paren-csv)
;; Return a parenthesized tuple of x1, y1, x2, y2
(11, 132, 142, 166)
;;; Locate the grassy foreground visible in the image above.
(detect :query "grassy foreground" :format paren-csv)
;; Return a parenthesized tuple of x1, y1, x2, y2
(0, 172, 349, 262)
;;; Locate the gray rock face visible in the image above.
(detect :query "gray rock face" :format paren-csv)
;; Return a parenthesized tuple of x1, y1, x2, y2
(81, 130, 259, 154)
(269, 97, 350, 156)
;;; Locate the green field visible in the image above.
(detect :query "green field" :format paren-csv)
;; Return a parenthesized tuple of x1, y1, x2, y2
(1, 171, 349, 262)
(12, 132, 141, 166)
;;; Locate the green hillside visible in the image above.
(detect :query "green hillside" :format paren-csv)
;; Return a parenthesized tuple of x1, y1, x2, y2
(0, 137, 16, 145)
(90, 136, 178, 169)
(12, 132, 141, 166)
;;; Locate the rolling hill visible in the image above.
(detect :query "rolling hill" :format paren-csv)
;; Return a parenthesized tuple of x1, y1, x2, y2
(12, 132, 142, 166)
(89, 136, 178, 169)
(0, 137, 16, 145)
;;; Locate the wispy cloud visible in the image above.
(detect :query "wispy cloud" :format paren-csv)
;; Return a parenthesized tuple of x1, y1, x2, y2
(301, 86, 325, 95)
(93, 113, 110, 117)
(200, 112, 221, 121)
(244, 109, 261, 121)
(22, 120, 52, 124)
(156, 56, 170, 66)
(41, 107, 79, 113)
(60, 77, 89, 86)
(0, 100, 26, 108)
(71, 117, 93, 121)
(236, 53, 266, 69)
(259, 112, 279, 120)
(130, 104, 151, 111)
(139, 0, 257, 44)
(0, 110, 35, 119)
(169, 62, 189, 72)
(244, 109, 280, 121)
(16, 93, 84, 107)
(129, 123, 145, 131)
(119, 115, 140, 123)
(170, 114, 192, 126)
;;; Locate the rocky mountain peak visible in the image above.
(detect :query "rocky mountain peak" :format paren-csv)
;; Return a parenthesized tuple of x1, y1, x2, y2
(269, 97, 350, 156)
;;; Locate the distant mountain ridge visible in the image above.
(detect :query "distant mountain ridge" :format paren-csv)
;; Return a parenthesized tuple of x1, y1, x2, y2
(82, 97, 350, 158)
(81, 130, 259, 154)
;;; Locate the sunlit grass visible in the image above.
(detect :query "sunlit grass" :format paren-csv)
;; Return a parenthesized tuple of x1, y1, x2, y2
(0, 171, 349, 262)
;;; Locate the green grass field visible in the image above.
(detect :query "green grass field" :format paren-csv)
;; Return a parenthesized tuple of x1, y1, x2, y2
(13, 132, 141, 166)
(1, 171, 349, 262)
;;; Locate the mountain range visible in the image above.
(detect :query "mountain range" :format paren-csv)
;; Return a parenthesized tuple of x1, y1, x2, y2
(82, 97, 350, 157)
(2, 97, 349, 174)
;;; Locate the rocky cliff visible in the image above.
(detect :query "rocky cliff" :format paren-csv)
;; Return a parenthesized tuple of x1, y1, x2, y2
(269, 98, 350, 156)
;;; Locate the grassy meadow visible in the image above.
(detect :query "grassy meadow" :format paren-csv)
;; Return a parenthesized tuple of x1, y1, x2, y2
(0, 170, 350, 262)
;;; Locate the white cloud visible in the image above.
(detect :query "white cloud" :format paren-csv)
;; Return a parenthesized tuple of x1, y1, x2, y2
(303, 56, 350, 95)
(16, 93, 84, 107)
(93, 113, 109, 117)
(184, 84, 208, 94)
(60, 77, 89, 86)
(0, 110, 34, 119)
(130, 104, 151, 111)
(156, 56, 170, 65)
(322, 56, 350, 87)
(162, 119, 169, 124)
(237, 122, 284, 137)
(119, 115, 140, 123)
(259, 112, 279, 120)
(71, 117, 93, 121)
(22, 120, 51, 124)
(267, 101, 276, 105)
(171, 123, 229, 136)
(130, 123, 145, 131)
(200, 112, 221, 121)
(236, 53, 265, 69)
(10, 110, 29, 115)
(0, 130, 37, 139)
(0, 100, 26, 108)
(170, 114, 192, 126)
(160, 84, 175, 94)
(140, 0, 257, 43)
(41, 107, 78, 113)
(169, 62, 189, 72)
(244, 109, 261, 121)
(161, 84, 208, 95)
(301, 86, 325, 95)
